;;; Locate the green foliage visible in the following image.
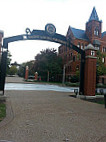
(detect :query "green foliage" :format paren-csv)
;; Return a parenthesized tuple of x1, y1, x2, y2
(96, 50, 106, 83)
(69, 71, 80, 83)
(6, 51, 12, 74)
(70, 75, 79, 83)
(65, 82, 80, 87)
(96, 83, 106, 88)
(8, 66, 18, 75)
(18, 63, 25, 77)
(34, 48, 63, 82)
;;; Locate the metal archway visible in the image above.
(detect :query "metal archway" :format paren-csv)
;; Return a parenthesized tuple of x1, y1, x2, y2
(0, 24, 85, 94)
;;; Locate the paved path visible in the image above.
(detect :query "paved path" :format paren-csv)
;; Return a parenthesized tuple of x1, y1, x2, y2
(6, 77, 24, 83)
(0, 90, 106, 142)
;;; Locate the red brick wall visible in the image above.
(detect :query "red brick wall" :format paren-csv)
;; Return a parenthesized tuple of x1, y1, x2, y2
(84, 57, 97, 96)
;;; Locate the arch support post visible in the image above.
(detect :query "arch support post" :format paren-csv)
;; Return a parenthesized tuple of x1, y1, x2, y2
(79, 52, 85, 95)
(25, 66, 29, 80)
(0, 50, 8, 94)
(84, 44, 97, 96)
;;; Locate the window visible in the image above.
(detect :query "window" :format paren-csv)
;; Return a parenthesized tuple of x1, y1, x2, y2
(77, 42, 80, 48)
(85, 44, 87, 48)
(102, 47, 106, 52)
(69, 66, 71, 72)
(96, 46, 100, 50)
(70, 53, 73, 60)
(76, 65, 79, 70)
(73, 56, 76, 62)
(59, 48, 61, 54)
(102, 58, 105, 63)
(69, 54, 71, 60)
(81, 43, 84, 50)
(91, 50, 95, 56)
(94, 28, 99, 36)
(61, 48, 63, 53)
(68, 66, 70, 72)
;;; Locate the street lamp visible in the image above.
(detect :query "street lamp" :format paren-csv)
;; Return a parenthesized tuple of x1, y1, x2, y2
(74, 89, 78, 97)
(62, 60, 72, 85)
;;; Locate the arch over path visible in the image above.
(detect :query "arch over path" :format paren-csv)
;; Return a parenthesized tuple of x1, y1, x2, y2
(0, 24, 85, 94)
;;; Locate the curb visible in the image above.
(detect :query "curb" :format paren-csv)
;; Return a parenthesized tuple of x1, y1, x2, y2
(0, 96, 14, 129)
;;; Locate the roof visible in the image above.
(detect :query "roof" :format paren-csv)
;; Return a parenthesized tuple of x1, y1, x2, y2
(93, 40, 100, 45)
(70, 27, 89, 41)
(89, 7, 99, 22)
(102, 32, 106, 38)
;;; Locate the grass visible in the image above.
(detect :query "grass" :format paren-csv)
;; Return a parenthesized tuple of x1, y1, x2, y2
(0, 102, 6, 122)
(96, 100, 105, 105)
(86, 98, 105, 105)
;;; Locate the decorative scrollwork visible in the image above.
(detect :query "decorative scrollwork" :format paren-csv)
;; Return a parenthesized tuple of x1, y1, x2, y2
(25, 28, 31, 35)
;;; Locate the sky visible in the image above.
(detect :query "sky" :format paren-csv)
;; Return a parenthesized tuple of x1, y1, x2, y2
(0, 0, 106, 64)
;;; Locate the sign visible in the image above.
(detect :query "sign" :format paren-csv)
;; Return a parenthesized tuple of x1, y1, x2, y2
(45, 24, 56, 36)
(27, 34, 67, 45)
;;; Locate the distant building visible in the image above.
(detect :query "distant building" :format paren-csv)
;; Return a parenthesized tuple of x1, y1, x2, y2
(58, 7, 106, 82)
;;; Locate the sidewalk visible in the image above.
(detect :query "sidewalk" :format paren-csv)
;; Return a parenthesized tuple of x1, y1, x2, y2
(0, 90, 106, 142)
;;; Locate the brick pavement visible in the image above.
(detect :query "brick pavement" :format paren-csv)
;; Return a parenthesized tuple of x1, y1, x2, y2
(0, 90, 106, 142)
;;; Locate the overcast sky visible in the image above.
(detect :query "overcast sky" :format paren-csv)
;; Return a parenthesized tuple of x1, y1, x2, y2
(0, 0, 106, 63)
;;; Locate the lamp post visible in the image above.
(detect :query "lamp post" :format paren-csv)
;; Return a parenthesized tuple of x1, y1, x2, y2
(62, 60, 72, 85)
(100, 89, 106, 108)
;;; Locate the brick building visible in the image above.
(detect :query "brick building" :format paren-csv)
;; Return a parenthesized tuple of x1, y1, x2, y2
(58, 7, 106, 82)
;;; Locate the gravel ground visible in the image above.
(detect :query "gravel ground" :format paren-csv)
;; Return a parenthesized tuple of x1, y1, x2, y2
(0, 90, 106, 142)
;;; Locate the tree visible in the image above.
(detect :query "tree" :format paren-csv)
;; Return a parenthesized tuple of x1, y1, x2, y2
(96, 50, 106, 83)
(9, 66, 18, 75)
(70, 71, 80, 83)
(7, 51, 12, 74)
(34, 48, 63, 82)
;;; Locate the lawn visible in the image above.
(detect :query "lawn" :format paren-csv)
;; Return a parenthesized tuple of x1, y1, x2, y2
(0, 103, 6, 122)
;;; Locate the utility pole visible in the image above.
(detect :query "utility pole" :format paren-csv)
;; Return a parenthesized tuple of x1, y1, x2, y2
(47, 71, 49, 82)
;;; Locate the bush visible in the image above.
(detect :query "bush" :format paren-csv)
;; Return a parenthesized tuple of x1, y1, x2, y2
(9, 66, 18, 75)
(65, 82, 80, 87)
(70, 75, 79, 83)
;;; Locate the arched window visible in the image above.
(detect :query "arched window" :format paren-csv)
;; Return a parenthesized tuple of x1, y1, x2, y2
(94, 27, 99, 36)
(76, 65, 79, 70)
(73, 56, 76, 62)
